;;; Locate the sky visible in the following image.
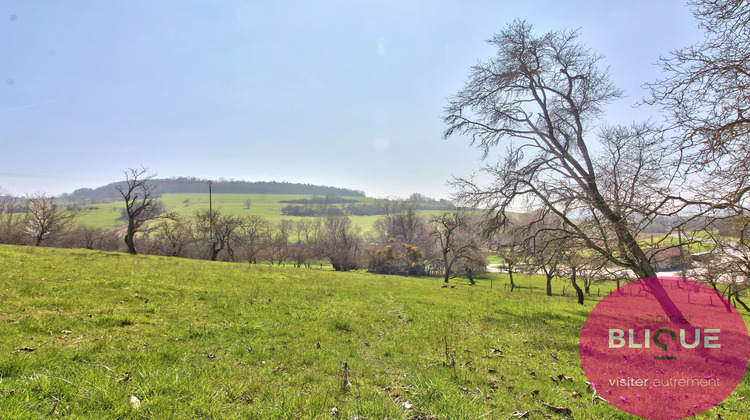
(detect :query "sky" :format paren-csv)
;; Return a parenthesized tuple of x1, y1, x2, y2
(0, 0, 704, 199)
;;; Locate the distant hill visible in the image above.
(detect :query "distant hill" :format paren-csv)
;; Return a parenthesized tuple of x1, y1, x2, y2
(64, 177, 366, 201)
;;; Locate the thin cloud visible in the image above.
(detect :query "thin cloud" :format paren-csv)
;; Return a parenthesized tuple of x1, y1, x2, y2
(0, 99, 64, 113)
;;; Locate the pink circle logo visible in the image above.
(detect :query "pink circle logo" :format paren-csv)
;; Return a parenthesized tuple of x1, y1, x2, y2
(580, 277, 750, 419)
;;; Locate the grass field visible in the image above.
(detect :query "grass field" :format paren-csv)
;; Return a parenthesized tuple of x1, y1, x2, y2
(71, 193, 444, 233)
(1, 245, 748, 418)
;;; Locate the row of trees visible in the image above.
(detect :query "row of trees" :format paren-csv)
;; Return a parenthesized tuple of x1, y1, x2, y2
(6, 173, 725, 307)
(0, 192, 121, 250)
(0, 182, 492, 284)
(8, 182, 723, 307)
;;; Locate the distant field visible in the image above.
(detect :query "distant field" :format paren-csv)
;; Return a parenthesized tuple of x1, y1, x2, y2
(70, 193, 444, 232)
(638, 233, 717, 254)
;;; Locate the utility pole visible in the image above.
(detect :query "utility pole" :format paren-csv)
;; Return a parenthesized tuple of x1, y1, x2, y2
(208, 180, 214, 255)
(677, 227, 686, 279)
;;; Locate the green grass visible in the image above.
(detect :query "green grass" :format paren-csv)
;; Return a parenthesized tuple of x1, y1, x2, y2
(0, 245, 748, 418)
(639, 233, 717, 254)
(70, 193, 439, 233)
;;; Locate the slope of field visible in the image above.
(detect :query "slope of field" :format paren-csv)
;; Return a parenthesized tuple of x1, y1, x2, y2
(1, 245, 748, 418)
(72, 193, 446, 232)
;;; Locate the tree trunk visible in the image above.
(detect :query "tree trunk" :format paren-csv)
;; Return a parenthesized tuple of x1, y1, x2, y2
(734, 293, 750, 313)
(571, 267, 584, 305)
(508, 268, 515, 292)
(442, 251, 452, 283)
(545, 272, 553, 296)
(209, 240, 223, 261)
(124, 223, 137, 255)
(591, 191, 688, 320)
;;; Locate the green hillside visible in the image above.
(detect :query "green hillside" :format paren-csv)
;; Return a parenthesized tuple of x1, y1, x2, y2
(71, 193, 446, 232)
(1, 245, 747, 418)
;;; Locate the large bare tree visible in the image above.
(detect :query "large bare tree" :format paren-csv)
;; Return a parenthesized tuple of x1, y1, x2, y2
(444, 20, 683, 315)
(117, 167, 161, 255)
(445, 21, 656, 277)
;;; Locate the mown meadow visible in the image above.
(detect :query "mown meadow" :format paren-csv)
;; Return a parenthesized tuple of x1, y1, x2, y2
(0, 245, 748, 419)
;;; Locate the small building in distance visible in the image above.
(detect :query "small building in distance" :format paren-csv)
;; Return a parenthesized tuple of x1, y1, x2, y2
(644, 247, 692, 272)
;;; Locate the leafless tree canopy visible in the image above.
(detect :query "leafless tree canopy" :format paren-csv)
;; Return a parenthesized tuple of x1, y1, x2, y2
(24, 193, 77, 246)
(646, 0, 750, 171)
(444, 20, 663, 280)
(644, 0, 750, 292)
(431, 211, 485, 284)
(314, 215, 361, 271)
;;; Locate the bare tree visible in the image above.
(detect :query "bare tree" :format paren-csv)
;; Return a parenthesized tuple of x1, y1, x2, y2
(66, 225, 121, 251)
(499, 247, 525, 292)
(288, 241, 312, 268)
(557, 246, 608, 305)
(431, 211, 483, 284)
(24, 193, 77, 246)
(645, 0, 750, 295)
(646, 0, 750, 172)
(445, 20, 661, 277)
(525, 232, 561, 297)
(457, 243, 487, 285)
(195, 209, 245, 261)
(510, 212, 569, 296)
(374, 205, 433, 251)
(0, 191, 25, 244)
(241, 215, 271, 264)
(151, 212, 194, 257)
(268, 219, 294, 265)
(694, 216, 750, 312)
(294, 219, 314, 244)
(444, 20, 690, 316)
(564, 253, 586, 305)
(116, 167, 161, 254)
(579, 254, 608, 296)
(314, 215, 361, 271)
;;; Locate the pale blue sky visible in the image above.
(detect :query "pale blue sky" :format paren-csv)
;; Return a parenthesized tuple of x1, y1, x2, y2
(1, 1, 702, 199)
